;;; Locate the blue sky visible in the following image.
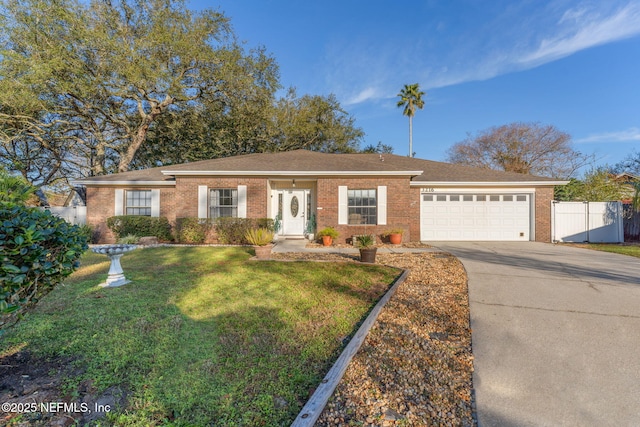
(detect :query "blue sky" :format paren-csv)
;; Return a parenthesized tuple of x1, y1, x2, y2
(193, 0, 640, 174)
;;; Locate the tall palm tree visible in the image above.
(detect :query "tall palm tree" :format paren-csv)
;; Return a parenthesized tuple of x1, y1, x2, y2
(397, 83, 425, 157)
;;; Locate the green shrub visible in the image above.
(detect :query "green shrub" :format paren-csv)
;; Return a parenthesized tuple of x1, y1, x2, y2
(317, 226, 339, 239)
(77, 224, 95, 243)
(106, 215, 173, 241)
(383, 228, 404, 236)
(214, 218, 274, 245)
(0, 203, 88, 328)
(118, 234, 140, 244)
(355, 234, 376, 248)
(244, 228, 274, 246)
(175, 218, 215, 244)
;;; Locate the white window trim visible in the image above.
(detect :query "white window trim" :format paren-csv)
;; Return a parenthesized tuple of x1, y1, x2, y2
(198, 185, 208, 219)
(338, 186, 387, 226)
(199, 185, 247, 219)
(150, 189, 160, 217)
(338, 186, 348, 225)
(237, 185, 247, 219)
(377, 186, 387, 225)
(115, 189, 158, 217)
(114, 189, 124, 216)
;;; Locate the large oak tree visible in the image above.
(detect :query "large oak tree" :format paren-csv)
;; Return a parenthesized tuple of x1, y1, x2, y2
(0, 0, 365, 195)
(0, 0, 279, 183)
(131, 88, 365, 168)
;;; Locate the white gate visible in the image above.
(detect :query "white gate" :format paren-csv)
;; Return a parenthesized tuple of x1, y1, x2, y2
(551, 201, 623, 243)
(46, 206, 87, 225)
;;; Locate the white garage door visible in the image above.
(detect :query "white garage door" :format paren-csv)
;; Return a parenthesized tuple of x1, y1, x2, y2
(420, 193, 531, 241)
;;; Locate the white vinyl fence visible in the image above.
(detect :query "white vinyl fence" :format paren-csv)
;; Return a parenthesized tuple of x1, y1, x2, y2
(551, 201, 623, 243)
(45, 206, 87, 225)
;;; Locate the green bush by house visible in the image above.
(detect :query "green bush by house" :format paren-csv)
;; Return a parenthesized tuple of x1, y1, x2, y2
(175, 218, 215, 244)
(214, 217, 274, 245)
(106, 215, 173, 241)
(0, 203, 88, 328)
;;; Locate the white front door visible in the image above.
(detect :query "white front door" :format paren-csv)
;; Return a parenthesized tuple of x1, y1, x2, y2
(282, 190, 306, 236)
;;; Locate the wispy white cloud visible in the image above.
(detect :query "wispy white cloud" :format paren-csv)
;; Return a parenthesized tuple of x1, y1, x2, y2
(576, 127, 640, 143)
(325, 1, 640, 106)
(344, 87, 384, 105)
(520, 2, 640, 66)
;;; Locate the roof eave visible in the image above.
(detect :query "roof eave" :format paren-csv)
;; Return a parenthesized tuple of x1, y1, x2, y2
(71, 180, 176, 186)
(410, 180, 569, 187)
(161, 170, 424, 177)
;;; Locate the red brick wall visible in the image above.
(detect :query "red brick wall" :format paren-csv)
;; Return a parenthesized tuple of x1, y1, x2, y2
(86, 186, 175, 243)
(87, 178, 269, 243)
(86, 187, 114, 243)
(315, 177, 419, 244)
(173, 177, 268, 219)
(86, 177, 555, 244)
(535, 187, 554, 243)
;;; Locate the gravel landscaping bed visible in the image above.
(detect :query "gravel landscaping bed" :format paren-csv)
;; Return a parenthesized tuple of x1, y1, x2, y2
(270, 252, 475, 426)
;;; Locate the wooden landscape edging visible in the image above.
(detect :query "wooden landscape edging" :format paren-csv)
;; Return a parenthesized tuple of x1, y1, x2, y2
(290, 268, 411, 427)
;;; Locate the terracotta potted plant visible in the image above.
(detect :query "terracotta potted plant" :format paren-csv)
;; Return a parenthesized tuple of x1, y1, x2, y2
(317, 227, 338, 246)
(245, 227, 274, 259)
(385, 228, 404, 245)
(356, 234, 377, 263)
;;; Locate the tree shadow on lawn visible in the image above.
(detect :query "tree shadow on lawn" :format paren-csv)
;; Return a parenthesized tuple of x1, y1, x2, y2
(0, 246, 399, 426)
(0, 306, 309, 426)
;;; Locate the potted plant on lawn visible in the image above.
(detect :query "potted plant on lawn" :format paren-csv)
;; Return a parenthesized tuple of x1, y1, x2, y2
(305, 213, 317, 241)
(245, 227, 275, 259)
(384, 228, 404, 245)
(356, 234, 377, 263)
(317, 226, 338, 246)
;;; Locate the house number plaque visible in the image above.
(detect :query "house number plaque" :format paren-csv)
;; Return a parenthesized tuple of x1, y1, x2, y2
(291, 196, 299, 217)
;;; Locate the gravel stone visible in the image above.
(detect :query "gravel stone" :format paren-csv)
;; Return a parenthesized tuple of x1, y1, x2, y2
(271, 251, 475, 426)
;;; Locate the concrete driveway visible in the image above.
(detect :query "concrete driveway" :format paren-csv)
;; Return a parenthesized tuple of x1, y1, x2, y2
(432, 242, 640, 427)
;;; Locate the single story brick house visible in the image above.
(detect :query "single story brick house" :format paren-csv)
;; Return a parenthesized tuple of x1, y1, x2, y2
(73, 150, 567, 243)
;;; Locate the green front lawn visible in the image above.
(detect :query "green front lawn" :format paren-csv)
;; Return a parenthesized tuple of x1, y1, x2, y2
(582, 243, 640, 258)
(1, 246, 399, 426)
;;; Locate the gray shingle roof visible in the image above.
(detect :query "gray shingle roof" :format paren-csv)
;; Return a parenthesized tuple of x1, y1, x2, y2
(74, 150, 563, 184)
(73, 166, 173, 183)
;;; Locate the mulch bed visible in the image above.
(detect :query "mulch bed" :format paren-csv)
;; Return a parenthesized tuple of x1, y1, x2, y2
(270, 252, 476, 426)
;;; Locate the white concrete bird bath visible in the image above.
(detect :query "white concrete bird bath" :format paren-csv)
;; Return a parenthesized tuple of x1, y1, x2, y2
(91, 244, 137, 287)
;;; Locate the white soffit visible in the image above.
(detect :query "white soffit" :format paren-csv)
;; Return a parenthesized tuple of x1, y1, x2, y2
(161, 170, 423, 177)
(71, 180, 176, 186)
(410, 181, 568, 187)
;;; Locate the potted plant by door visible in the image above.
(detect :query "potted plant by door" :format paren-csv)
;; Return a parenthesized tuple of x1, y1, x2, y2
(272, 214, 282, 240)
(305, 213, 317, 241)
(317, 227, 339, 246)
(356, 234, 377, 263)
(245, 228, 275, 259)
(384, 228, 404, 245)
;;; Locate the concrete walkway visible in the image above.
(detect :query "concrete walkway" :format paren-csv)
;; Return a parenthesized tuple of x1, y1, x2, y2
(432, 242, 640, 427)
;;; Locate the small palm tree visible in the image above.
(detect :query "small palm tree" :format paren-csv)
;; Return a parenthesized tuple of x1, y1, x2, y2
(397, 83, 425, 157)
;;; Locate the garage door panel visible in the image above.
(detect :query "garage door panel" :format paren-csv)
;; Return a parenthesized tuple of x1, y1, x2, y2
(421, 193, 530, 241)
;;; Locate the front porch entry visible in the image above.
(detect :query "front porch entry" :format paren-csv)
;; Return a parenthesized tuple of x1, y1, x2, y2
(281, 189, 308, 236)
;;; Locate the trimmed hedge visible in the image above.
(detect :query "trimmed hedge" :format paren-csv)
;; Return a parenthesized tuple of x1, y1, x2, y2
(214, 218, 274, 245)
(175, 218, 215, 244)
(106, 215, 173, 241)
(108, 216, 276, 245)
(1, 203, 88, 328)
